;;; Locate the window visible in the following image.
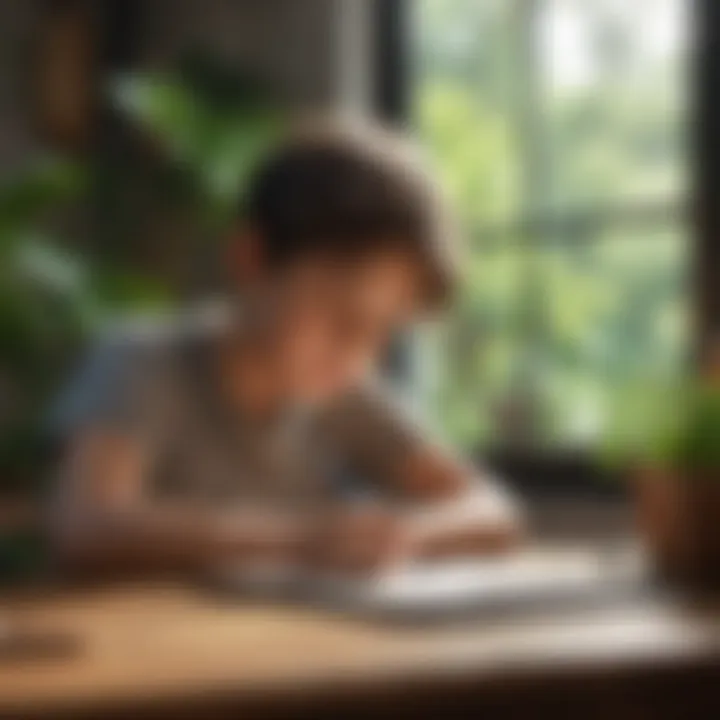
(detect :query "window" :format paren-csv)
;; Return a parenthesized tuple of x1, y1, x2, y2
(413, 0, 690, 452)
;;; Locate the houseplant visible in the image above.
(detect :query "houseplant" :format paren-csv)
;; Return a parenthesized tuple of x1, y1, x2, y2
(603, 377, 720, 593)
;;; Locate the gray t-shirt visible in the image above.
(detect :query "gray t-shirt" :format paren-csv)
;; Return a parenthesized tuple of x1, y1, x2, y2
(49, 306, 426, 507)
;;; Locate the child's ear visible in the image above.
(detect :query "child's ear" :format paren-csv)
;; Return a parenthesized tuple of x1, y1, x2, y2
(226, 226, 265, 287)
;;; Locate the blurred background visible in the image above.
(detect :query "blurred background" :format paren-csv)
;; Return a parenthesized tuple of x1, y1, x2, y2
(417, 0, 688, 452)
(3, 8, 719, 717)
(0, 0, 691, 503)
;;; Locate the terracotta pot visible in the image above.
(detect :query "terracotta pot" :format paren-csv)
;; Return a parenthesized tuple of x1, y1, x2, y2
(635, 467, 720, 594)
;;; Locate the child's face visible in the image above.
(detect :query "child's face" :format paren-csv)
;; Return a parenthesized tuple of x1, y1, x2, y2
(257, 247, 423, 403)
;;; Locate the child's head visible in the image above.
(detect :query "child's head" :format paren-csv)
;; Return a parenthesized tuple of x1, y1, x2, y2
(230, 119, 458, 403)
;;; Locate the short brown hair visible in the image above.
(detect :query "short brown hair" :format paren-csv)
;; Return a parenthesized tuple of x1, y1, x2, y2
(241, 119, 458, 310)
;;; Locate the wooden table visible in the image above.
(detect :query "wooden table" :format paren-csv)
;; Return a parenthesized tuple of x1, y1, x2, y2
(1, 582, 719, 719)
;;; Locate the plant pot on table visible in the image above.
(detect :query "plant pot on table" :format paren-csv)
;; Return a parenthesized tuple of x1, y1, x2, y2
(635, 467, 720, 595)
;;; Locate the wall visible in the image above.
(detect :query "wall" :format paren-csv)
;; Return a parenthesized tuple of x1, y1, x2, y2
(0, 1, 42, 172)
(0, 0, 376, 172)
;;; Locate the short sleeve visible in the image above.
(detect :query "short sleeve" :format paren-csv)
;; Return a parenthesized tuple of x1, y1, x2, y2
(45, 329, 168, 449)
(322, 379, 429, 483)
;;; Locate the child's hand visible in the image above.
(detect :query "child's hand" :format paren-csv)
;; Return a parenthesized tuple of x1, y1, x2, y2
(304, 505, 414, 575)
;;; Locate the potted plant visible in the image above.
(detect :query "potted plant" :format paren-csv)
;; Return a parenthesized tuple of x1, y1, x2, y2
(603, 378, 720, 594)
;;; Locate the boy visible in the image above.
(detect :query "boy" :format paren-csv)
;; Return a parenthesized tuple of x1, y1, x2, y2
(49, 120, 523, 577)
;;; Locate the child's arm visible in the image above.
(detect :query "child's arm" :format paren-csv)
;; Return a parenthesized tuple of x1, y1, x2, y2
(304, 457, 523, 573)
(394, 446, 525, 557)
(51, 428, 522, 578)
(323, 383, 526, 563)
(50, 431, 313, 576)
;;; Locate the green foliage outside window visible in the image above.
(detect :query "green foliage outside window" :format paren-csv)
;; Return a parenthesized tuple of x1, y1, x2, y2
(414, 0, 688, 450)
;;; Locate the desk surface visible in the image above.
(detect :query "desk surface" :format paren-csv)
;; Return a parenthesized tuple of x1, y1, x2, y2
(1, 581, 719, 719)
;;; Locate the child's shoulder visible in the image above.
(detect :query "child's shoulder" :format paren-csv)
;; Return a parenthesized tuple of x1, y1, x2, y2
(321, 375, 428, 451)
(80, 302, 233, 388)
(47, 302, 234, 437)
